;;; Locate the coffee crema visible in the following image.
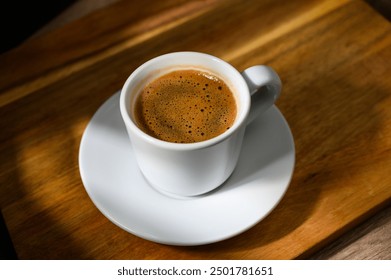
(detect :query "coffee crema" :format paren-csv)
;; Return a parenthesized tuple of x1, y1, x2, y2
(134, 69, 237, 143)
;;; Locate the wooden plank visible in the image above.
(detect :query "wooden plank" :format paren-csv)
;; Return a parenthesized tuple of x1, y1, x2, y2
(0, 0, 221, 106)
(311, 204, 391, 259)
(1, 0, 390, 259)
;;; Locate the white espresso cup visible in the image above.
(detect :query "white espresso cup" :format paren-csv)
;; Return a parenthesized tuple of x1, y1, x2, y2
(120, 52, 281, 196)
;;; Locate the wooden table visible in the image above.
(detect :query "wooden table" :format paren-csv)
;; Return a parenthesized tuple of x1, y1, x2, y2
(1, 0, 390, 259)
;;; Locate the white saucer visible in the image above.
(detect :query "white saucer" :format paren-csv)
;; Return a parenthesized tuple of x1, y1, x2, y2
(79, 92, 295, 246)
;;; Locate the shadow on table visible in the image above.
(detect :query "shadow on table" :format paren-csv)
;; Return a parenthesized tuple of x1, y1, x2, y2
(172, 52, 388, 259)
(0, 62, 125, 259)
(365, 0, 391, 21)
(0, 211, 17, 259)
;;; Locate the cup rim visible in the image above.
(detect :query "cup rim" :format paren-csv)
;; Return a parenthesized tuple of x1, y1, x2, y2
(119, 51, 250, 151)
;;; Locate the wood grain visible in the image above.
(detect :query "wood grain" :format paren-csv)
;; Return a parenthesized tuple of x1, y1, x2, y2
(0, 0, 221, 106)
(0, 0, 390, 259)
(311, 204, 391, 259)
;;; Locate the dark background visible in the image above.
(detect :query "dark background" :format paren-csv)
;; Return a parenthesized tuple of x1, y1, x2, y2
(0, 0, 75, 53)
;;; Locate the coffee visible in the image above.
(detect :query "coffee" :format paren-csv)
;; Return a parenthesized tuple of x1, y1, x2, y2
(134, 69, 237, 143)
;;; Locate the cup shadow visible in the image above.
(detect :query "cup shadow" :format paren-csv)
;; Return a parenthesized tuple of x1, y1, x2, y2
(218, 108, 294, 195)
(172, 66, 386, 258)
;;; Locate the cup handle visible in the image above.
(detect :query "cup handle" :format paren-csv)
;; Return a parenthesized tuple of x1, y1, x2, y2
(241, 65, 282, 124)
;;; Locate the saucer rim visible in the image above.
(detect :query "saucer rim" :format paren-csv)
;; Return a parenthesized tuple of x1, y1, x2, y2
(79, 92, 295, 246)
